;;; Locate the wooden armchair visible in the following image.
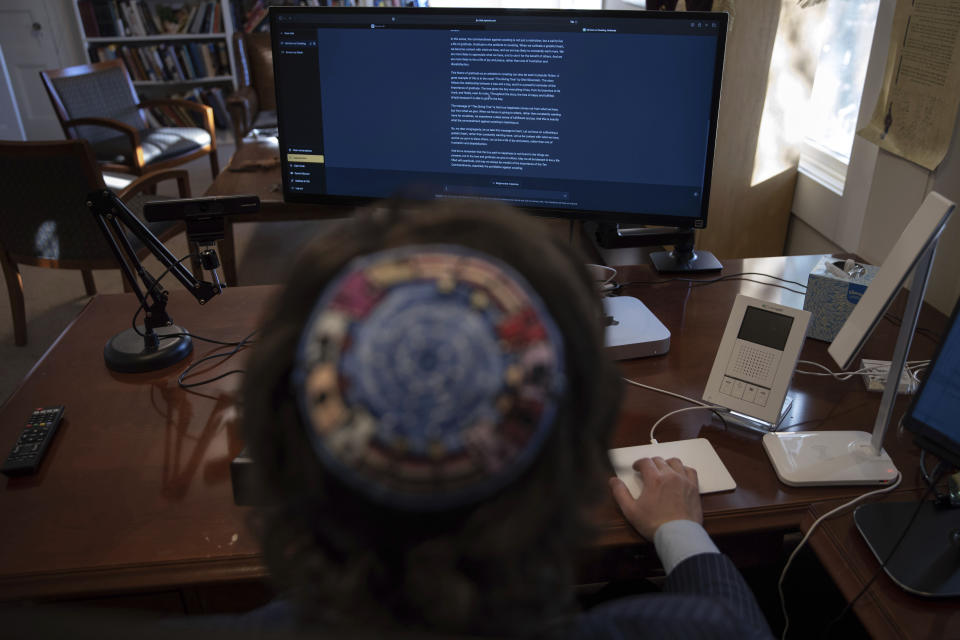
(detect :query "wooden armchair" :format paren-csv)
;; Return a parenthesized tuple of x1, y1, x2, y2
(227, 32, 277, 145)
(40, 59, 219, 179)
(0, 140, 194, 346)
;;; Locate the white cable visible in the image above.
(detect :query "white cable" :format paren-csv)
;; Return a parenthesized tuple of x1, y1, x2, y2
(648, 405, 720, 444)
(621, 377, 711, 407)
(795, 360, 882, 380)
(795, 359, 930, 382)
(620, 378, 723, 444)
(777, 473, 903, 640)
(585, 263, 618, 286)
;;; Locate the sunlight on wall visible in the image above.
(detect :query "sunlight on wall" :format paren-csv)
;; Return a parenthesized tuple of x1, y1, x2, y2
(750, 2, 825, 187)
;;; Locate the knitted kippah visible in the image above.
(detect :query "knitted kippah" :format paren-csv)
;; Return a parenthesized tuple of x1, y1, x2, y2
(292, 245, 566, 510)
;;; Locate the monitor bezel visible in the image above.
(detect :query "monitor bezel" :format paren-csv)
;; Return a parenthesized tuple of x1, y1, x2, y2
(269, 6, 727, 227)
(902, 295, 960, 468)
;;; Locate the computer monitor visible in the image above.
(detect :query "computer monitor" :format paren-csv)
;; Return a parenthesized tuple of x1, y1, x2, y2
(903, 297, 960, 468)
(270, 7, 726, 234)
(853, 295, 960, 598)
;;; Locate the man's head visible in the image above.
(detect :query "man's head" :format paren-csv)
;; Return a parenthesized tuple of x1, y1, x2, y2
(241, 198, 621, 633)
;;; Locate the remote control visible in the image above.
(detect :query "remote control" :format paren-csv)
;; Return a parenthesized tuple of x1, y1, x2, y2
(1, 406, 65, 477)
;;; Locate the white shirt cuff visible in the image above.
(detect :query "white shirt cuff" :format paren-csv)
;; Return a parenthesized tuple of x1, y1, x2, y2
(652, 519, 720, 574)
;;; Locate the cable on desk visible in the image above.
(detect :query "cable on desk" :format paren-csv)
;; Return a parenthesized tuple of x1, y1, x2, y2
(884, 310, 942, 345)
(621, 377, 730, 439)
(794, 359, 930, 383)
(648, 405, 722, 444)
(776, 474, 903, 640)
(618, 271, 809, 291)
(691, 277, 807, 296)
(177, 328, 258, 389)
(621, 377, 709, 407)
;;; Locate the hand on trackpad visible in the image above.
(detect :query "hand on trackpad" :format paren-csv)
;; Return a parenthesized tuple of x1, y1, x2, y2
(609, 438, 736, 498)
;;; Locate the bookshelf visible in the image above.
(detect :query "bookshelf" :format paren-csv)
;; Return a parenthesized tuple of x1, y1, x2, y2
(72, 0, 239, 125)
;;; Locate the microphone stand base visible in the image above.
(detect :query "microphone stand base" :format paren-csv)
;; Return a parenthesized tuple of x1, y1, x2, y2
(104, 325, 193, 373)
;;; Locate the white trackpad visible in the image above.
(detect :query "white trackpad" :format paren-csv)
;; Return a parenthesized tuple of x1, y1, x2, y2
(609, 438, 737, 498)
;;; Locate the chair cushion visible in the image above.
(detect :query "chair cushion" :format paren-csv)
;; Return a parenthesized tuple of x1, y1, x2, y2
(92, 127, 212, 167)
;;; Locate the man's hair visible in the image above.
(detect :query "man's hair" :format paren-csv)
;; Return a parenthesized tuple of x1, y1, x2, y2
(241, 198, 622, 635)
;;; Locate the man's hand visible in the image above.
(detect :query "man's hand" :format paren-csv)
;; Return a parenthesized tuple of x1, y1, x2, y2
(609, 457, 703, 540)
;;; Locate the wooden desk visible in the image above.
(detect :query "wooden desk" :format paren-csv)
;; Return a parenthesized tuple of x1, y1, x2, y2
(597, 259, 944, 545)
(204, 139, 353, 286)
(0, 256, 947, 610)
(802, 494, 960, 640)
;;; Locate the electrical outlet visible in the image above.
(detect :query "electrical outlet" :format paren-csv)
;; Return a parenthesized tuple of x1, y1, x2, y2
(860, 359, 916, 394)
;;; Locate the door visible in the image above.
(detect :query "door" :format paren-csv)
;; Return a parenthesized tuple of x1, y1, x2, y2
(0, 1, 71, 139)
(0, 45, 26, 140)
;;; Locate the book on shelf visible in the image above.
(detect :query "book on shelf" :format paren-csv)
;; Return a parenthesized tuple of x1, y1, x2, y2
(88, 41, 230, 82)
(242, 1, 269, 33)
(141, 87, 229, 129)
(79, 1, 224, 38)
(77, 1, 100, 37)
(149, 47, 170, 80)
(137, 47, 159, 80)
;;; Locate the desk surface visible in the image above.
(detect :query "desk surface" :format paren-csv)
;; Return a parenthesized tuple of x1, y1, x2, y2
(0, 255, 947, 602)
(803, 494, 960, 640)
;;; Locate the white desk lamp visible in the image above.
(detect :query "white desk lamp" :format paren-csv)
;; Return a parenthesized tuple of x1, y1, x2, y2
(763, 192, 955, 486)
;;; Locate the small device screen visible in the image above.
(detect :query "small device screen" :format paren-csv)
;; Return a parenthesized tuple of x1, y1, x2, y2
(737, 307, 794, 351)
(904, 299, 960, 467)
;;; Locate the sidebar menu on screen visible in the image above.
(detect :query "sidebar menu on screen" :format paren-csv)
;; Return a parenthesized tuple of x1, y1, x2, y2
(275, 28, 326, 194)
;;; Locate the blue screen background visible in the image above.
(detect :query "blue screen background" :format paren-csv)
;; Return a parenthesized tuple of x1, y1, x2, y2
(313, 28, 716, 187)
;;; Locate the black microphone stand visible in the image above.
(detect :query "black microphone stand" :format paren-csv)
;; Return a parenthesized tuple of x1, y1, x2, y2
(85, 189, 249, 373)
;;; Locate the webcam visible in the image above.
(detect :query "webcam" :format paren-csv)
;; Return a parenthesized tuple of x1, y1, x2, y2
(143, 195, 261, 245)
(143, 195, 260, 222)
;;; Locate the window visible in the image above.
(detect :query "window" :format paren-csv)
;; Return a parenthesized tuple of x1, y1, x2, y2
(798, 0, 880, 195)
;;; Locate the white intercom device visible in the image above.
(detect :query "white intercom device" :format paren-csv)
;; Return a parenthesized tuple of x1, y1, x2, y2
(703, 294, 811, 427)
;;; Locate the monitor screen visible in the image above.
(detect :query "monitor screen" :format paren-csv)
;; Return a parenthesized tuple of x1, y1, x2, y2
(903, 298, 960, 468)
(270, 7, 726, 226)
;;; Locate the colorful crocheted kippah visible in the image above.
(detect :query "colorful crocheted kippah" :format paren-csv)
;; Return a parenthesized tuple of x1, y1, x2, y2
(292, 245, 566, 510)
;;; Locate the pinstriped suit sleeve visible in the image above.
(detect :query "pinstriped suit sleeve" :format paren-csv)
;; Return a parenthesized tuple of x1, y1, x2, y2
(662, 552, 773, 638)
(568, 552, 774, 639)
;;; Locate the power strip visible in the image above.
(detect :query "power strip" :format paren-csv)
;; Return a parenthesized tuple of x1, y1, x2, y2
(860, 359, 916, 394)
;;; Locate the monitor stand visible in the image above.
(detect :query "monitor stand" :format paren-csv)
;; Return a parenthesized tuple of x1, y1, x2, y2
(854, 500, 960, 597)
(592, 223, 722, 273)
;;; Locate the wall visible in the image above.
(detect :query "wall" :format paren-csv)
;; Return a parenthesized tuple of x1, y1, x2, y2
(925, 106, 960, 314)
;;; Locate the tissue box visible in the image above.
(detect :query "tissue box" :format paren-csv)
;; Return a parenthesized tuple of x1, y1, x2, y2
(803, 257, 880, 342)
